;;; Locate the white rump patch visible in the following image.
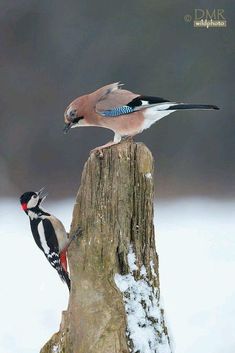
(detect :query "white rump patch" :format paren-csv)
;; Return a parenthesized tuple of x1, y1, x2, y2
(142, 104, 176, 130)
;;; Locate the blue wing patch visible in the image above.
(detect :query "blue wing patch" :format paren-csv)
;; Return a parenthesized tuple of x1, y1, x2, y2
(100, 96, 170, 117)
(101, 105, 134, 117)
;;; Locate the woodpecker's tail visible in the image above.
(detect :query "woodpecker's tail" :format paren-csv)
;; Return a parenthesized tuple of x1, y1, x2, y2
(166, 104, 219, 111)
(58, 267, 71, 291)
(59, 250, 71, 290)
(46, 252, 71, 291)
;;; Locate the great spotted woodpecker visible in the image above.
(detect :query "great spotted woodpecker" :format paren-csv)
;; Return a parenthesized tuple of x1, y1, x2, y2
(20, 187, 81, 291)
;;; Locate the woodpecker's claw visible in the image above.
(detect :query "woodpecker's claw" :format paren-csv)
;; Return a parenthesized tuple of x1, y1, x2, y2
(71, 226, 83, 240)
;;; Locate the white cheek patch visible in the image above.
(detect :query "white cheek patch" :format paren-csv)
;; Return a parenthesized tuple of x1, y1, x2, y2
(27, 196, 39, 209)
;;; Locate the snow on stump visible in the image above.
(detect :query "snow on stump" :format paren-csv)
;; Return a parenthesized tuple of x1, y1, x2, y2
(40, 140, 172, 353)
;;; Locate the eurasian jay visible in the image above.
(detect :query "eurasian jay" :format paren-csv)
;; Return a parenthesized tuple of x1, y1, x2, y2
(64, 83, 219, 150)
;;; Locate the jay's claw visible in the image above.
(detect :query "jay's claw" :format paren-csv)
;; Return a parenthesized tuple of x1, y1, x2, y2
(90, 141, 121, 157)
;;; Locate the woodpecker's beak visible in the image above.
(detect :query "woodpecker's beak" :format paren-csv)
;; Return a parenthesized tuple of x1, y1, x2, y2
(37, 187, 48, 204)
(63, 122, 72, 134)
(37, 186, 45, 196)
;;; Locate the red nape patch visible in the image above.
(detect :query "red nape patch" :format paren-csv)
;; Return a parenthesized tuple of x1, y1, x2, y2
(60, 250, 68, 272)
(21, 203, 28, 211)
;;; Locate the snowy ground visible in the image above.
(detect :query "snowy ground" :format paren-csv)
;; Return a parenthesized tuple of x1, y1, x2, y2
(0, 198, 234, 353)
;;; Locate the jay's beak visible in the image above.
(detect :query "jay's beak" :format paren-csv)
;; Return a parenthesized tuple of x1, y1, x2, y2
(63, 123, 72, 134)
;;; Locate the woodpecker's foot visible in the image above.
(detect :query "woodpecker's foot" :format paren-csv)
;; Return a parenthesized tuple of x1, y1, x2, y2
(65, 226, 83, 250)
(71, 226, 83, 241)
(90, 141, 120, 157)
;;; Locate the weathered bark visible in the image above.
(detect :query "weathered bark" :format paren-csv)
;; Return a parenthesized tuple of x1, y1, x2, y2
(40, 140, 171, 353)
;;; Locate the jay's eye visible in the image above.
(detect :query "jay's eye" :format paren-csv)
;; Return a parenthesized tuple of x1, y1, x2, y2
(69, 110, 76, 117)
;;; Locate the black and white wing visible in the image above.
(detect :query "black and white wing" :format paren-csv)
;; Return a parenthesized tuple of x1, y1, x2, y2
(37, 219, 71, 290)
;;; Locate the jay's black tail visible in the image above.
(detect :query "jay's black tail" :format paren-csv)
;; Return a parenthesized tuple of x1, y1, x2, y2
(167, 104, 219, 111)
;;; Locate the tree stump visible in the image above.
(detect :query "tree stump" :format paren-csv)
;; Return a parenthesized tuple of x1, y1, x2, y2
(40, 140, 172, 353)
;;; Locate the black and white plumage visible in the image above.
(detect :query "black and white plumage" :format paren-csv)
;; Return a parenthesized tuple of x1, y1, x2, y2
(20, 188, 76, 290)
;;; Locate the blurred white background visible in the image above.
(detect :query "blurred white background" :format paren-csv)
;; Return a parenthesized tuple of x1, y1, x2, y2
(0, 198, 234, 353)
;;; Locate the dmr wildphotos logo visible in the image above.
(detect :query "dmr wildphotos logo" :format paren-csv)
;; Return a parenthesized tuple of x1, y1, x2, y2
(184, 9, 227, 28)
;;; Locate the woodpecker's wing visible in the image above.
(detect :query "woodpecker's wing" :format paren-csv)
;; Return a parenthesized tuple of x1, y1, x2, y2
(39, 219, 71, 290)
(46, 215, 69, 252)
(46, 249, 71, 290)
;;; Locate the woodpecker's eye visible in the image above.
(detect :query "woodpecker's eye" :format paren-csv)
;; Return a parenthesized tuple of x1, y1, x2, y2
(33, 195, 37, 199)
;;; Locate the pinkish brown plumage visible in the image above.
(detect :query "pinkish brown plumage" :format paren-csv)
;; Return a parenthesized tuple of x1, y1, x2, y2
(64, 82, 219, 150)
